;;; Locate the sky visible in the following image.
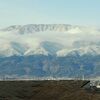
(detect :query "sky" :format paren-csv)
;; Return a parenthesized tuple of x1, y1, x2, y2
(0, 0, 100, 28)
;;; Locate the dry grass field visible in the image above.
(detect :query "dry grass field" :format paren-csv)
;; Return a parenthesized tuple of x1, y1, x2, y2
(0, 80, 100, 100)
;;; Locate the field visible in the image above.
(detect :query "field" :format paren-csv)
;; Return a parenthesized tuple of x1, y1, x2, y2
(0, 80, 100, 100)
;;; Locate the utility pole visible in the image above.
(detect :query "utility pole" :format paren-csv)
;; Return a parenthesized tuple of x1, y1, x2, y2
(80, 65, 84, 80)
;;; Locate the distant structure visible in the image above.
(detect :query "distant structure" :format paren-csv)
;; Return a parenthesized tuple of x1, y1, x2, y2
(79, 65, 85, 80)
(82, 80, 100, 92)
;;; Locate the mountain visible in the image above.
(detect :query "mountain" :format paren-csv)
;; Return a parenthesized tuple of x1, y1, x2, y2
(0, 55, 100, 79)
(57, 46, 100, 57)
(0, 24, 100, 57)
(1, 24, 73, 34)
(0, 24, 100, 78)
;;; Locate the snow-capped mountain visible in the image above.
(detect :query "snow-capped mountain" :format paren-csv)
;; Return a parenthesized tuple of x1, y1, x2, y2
(0, 24, 100, 78)
(0, 24, 100, 57)
(1, 24, 73, 34)
(57, 46, 100, 57)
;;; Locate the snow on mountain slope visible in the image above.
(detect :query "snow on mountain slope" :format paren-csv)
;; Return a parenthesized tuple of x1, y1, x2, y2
(0, 41, 21, 57)
(41, 41, 64, 55)
(24, 47, 49, 56)
(0, 24, 100, 57)
(57, 46, 100, 57)
(1, 24, 72, 34)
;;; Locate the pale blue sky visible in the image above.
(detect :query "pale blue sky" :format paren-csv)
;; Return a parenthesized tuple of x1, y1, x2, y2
(0, 0, 100, 27)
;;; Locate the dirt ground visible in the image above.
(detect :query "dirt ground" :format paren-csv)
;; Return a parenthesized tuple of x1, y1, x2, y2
(0, 80, 100, 100)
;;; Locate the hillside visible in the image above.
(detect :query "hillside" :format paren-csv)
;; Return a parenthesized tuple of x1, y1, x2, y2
(0, 80, 100, 100)
(0, 24, 100, 78)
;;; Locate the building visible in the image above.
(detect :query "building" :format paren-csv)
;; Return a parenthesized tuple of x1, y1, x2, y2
(82, 80, 100, 92)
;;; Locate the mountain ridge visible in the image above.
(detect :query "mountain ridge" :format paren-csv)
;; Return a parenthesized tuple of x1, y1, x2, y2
(0, 24, 100, 78)
(0, 24, 100, 57)
(1, 24, 83, 34)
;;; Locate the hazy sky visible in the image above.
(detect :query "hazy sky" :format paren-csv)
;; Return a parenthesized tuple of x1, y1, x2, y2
(0, 0, 100, 27)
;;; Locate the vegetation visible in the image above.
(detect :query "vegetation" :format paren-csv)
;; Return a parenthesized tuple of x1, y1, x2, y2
(0, 80, 100, 100)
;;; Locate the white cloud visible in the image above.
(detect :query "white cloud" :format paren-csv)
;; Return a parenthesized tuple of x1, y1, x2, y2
(0, 25, 100, 56)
